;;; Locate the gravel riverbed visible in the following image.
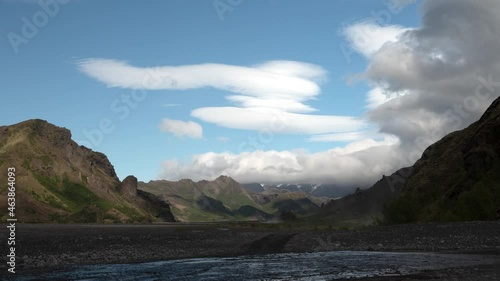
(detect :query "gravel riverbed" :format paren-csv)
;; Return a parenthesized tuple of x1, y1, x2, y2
(1, 221, 499, 280)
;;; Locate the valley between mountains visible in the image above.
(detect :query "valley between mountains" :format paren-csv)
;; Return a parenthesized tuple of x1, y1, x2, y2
(1, 96, 500, 281)
(1, 96, 500, 225)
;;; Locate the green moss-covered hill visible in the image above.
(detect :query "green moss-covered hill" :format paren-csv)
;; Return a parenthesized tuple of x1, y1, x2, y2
(0, 119, 174, 223)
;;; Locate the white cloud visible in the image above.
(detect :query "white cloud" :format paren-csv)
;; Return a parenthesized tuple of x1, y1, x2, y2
(159, 118, 203, 139)
(226, 95, 317, 113)
(343, 22, 410, 58)
(330, 135, 399, 154)
(344, 0, 500, 155)
(307, 131, 368, 142)
(78, 58, 364, 135)
(254, 60, 327, 82)
(159, 136, 401, 187)
(192, 107, 365, 135)
(365, 87, 410, 109)
(365, 87, 390, 109)
(77, 59, 321, 100)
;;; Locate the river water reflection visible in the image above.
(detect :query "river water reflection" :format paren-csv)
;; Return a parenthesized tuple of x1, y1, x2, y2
(13, 251, 497, 281)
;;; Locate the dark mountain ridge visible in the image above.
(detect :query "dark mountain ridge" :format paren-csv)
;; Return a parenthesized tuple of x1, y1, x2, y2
(384, 96, 500, 223)
(317, 96, 500, 224)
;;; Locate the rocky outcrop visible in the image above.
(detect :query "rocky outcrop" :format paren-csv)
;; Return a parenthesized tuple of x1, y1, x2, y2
(120, 176, 175, 222)
(120, 175, 139, 198)
(136, 190, 176, 222)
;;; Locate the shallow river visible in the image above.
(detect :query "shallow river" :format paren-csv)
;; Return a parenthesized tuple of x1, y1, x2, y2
(13, 251, 497, 281)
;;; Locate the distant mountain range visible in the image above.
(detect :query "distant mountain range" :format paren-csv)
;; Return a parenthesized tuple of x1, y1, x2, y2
(140, 176, 326, 222)
(242, 183, 356, 198)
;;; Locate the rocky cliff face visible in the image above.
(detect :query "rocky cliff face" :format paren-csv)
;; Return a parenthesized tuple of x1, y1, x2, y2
(121, 176, 175, 222)
(0, 119, 174, 223)
(386, 96, 500, 222)
(120, 175, 139, 198)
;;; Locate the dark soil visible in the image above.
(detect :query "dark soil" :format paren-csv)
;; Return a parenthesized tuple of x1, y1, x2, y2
(1, 221, 499, 280)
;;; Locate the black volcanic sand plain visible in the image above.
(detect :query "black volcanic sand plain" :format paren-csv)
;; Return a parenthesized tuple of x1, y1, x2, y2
(1, 221, 500, 280)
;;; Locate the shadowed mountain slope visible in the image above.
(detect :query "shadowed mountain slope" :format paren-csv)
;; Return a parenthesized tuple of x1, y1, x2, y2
(316, 96, 500, 225)
(384, 96, 500, 223)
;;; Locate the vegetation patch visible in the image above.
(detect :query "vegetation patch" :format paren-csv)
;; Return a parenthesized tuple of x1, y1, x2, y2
(35, 174, 116, 215)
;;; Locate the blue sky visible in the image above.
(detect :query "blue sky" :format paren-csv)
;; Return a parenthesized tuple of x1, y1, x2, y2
(3, 0, 497, 187)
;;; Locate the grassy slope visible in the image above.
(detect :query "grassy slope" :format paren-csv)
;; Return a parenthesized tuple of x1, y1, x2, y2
(0, 120, 148, 223)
